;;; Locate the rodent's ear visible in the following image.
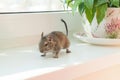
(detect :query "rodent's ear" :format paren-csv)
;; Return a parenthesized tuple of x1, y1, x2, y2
(41, 32, 44, 39)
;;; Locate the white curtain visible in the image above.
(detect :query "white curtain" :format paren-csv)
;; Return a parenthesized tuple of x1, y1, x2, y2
(0, 0, 65, 12)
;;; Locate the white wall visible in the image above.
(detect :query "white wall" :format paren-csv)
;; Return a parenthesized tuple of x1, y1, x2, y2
(0, 12, 83, 49)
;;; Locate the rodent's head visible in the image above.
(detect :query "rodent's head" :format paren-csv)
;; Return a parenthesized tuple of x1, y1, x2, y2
(39, 32, 56, 53)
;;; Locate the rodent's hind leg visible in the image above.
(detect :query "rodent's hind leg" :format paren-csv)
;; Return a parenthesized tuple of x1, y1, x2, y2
(41, 53, 46, 57)
(66, 49, 71, 53)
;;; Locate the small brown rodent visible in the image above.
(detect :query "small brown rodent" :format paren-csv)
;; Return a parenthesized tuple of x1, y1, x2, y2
(39, 19, 71, 58)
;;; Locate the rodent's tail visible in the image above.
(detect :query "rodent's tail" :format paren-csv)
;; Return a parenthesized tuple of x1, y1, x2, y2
(61, 19, 68, 36)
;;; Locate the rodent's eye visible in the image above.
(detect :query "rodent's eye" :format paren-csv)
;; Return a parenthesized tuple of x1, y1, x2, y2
(45, 44, 47, 46)
(44, 43, 48, 46)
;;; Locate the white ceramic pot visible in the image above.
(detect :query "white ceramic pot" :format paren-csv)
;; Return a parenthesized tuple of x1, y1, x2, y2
(82, 8, 120, 39)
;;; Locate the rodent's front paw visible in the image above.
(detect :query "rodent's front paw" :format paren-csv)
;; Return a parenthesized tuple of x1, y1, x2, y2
(41, 54, 46, 57)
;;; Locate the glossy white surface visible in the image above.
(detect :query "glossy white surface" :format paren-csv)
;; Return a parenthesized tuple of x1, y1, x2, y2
(0, 12, 120, 80)
(0, 40, 120, 80)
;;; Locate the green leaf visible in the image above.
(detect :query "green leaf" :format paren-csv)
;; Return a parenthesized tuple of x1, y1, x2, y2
(85, 7, 95, 24)
(95, 0, 108, 7)
(110, 0, 119, 7)
(72, 0, 82, 13)
(65, 0, 72, 6)
(84, 0, 94, 9)
(78, 2, 85, 15)
(64, 0, 73, 8)
(72, 0, 83, 14)
(96, 3, 107, 24)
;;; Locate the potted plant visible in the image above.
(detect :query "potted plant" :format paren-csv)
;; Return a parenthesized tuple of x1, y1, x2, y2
(64, 0, 120, 38)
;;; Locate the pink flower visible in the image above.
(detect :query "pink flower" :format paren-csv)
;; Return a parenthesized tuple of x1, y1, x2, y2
(105, 18, 120, 38)
(105, 18, 120, 34)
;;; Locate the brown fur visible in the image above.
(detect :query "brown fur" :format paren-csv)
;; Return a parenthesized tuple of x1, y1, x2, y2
(39, 31, 70, 58)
